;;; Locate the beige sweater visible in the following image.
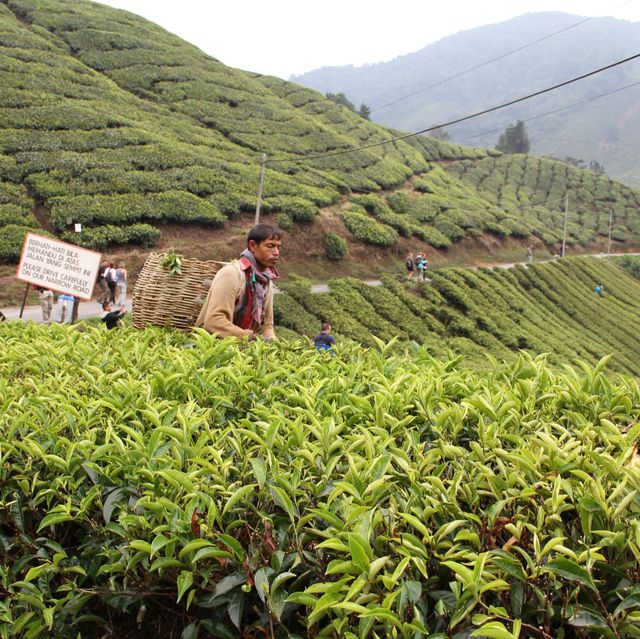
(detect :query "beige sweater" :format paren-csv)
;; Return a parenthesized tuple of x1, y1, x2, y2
(195, 262, 276, 340)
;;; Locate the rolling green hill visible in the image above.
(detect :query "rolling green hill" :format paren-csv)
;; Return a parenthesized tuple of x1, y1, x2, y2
(292, 12, 640, 187)
(1, 0, 640, 273)
(275, 256, 640, 376)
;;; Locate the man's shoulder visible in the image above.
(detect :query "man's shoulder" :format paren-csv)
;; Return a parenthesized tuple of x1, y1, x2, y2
(216, 261, 243, 278)
(210, 262, 245, 291)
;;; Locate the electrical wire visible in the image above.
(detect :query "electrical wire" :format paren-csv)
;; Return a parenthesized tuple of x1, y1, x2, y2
(458, 79, 640, 143)
(271, 52, 640, 164)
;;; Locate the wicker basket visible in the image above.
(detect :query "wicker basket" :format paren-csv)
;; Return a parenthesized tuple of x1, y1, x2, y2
(132, 253, 226, 331)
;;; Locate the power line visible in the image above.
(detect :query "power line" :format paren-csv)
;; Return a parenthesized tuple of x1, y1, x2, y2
(458, 79, 640, 144)
(271, 52, 640, 165)
(369, 0, 635, 115)
(371, 16, 593, 115)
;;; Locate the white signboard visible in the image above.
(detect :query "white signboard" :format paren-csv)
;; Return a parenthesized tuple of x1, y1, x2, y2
(16, 233, 102, 301)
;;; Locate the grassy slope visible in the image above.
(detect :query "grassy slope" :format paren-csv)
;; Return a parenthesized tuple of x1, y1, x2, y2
(1, 0, 639, 269)
(275, 256, 640, 376)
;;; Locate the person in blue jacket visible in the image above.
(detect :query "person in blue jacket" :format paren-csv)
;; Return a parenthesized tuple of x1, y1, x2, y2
(594, 284, 604, 297)
(313, 322, 336, 353)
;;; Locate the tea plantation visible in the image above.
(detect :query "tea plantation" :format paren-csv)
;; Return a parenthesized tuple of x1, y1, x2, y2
(2, 256, 640, 638)
(1, 0, 640, 265)
(276, 256, 640, 377)
(2, 1, 640, 636)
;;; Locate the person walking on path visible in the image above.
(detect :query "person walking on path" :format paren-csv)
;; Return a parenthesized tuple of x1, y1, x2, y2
(36, 287, 54, 323)
(105, 262, 118, 304)
(116, 261, 127, 307)
(527, 245, 533, 263)
(195, 224, 281, 341)
(405, 253, 415, 280)
(416, 253, 427, 281)
(96, 260, 108, 304)
(56, 293, 75, 323)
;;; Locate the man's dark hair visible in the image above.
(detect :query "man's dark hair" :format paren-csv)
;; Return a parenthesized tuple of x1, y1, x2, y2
(247, 224, 282, 245)
(102, 302, 111, 311)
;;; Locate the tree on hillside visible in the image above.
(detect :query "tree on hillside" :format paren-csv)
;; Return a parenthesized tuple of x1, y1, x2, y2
(495, 120, 530, 154)
(326, 92, 355, 112)
(358, 103, 371, 120)
(563, 156, 586, 169)
(429, 126, 451, 141)
(589, 160, 606, 176)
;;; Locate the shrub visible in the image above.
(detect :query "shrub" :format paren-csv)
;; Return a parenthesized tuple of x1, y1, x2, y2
(275, 212, 292, 230)
(59, 223, 161, 250)
(323, 230, 347, 261)
(49, 191, 225, 230)
(410, 225, 452, 249)
(617, 255, 640, 280)
(268, 196, 317, 222)
(434, 218, 465, 242)
(340, 208, 398, 247)
(386, 190, 412, 214)
(0, 224, 51, 262)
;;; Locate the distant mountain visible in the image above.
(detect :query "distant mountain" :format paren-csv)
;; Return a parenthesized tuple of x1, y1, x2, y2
(1, 0, 639, 269)
(292, 13, 640, 187)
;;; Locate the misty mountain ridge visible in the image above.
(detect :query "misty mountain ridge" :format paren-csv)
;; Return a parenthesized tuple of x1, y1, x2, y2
(292, 12, 640, 186)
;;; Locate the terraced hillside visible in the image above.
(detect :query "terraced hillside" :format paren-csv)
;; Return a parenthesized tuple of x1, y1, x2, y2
(275, 256, 640, 376)
(1, 0, 640, 267)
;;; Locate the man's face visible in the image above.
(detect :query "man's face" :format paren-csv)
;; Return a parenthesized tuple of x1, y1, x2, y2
(249, 236, 281, 269)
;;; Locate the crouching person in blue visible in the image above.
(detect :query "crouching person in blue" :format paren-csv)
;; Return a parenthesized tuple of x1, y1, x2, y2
(101, 302, 127, 329)
(313, 322, 336, 353)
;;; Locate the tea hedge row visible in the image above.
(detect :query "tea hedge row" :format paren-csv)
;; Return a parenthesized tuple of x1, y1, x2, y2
(274, 257, 640, 376)
(447, 155, 640, 245)
(2, 324, 640, 638)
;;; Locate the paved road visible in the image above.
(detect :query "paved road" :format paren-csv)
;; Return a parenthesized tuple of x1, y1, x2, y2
(1, 299, 130, 324)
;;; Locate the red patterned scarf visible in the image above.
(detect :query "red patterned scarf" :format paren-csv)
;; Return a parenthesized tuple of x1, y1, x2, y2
(233, 249, 279, 330)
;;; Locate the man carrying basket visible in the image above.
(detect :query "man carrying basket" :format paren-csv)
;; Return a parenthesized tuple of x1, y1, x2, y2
(195, 224, 281, 341)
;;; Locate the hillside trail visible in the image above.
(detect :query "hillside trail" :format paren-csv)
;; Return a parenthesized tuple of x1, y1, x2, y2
(3, 251, 638, 323)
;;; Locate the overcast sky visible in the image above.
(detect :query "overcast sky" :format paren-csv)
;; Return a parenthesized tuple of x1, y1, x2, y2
(96, 0, 640, 79)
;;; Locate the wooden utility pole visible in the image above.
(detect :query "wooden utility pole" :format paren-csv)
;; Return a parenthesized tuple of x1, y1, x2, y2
(607, 208, 613, 257)
(561, 193, 569, 258)
(18, 283, 30, 319)
(254, 153, 267, 225)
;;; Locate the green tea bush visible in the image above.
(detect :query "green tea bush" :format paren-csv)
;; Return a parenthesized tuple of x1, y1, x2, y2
(386, 190, 412, 214)
(275, 212, 293, 230)
(267, 196, 317, 222)
(340, 208, 398, 247)
(59, 223, 161, 250)
(434, 218, 465, 242)
(0, 223, 50, 262)
(323, 230, 347, 261)
(410, 224, 452, 248)
(3, 323, 638, 638)
(49, 191, 225, 230)
(0, 204, 36, 227)
(273, 292, 319, 336)
(617, 255, 640, 280)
